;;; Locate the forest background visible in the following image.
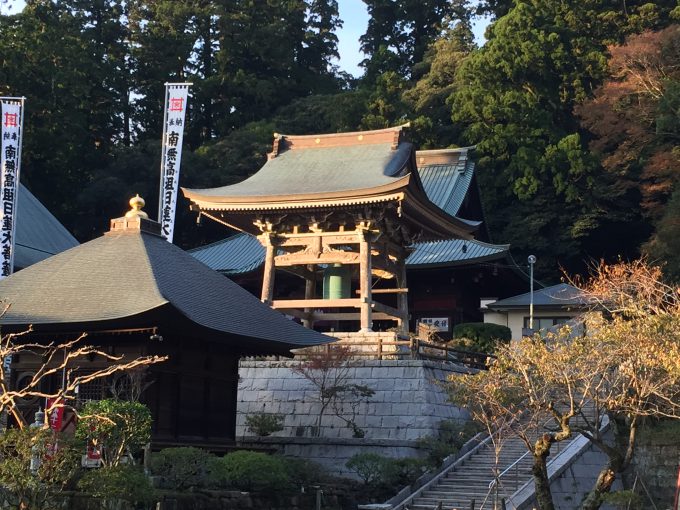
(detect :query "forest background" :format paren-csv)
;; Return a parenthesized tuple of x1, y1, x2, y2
(0, 0, 679, 281)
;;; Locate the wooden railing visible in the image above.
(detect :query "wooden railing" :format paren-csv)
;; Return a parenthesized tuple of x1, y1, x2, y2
(298, 337, 494, 369)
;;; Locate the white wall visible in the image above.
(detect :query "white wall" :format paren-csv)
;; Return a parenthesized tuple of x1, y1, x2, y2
(484, 310, 575, 340)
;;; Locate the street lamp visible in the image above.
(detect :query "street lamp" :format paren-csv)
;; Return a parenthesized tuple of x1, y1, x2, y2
(528, 255, 536, 331)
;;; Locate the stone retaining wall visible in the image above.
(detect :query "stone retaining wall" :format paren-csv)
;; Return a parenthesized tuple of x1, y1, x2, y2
(237, 359, 469, 442)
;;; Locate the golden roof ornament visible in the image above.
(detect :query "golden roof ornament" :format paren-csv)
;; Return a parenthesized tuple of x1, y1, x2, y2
(125, 195, 149, 220)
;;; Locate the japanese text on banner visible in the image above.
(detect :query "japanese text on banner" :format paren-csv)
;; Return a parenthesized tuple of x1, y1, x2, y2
(0, 100, 23, 279)
(158, 84, 190, 243)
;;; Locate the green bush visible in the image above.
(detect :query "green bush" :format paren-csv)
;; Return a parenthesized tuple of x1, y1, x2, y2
(213, 450, 290, 492)
(245, 413, 284, 436)
(390, 457, 428, 487)
(417, 420, 481, 468)
(76, 399, 151, 467)
(451, 323, 512, 353)
(150, 447, 216, 490)
(282, 457, 325, 487)
(78, 465, 155, 505)
(0, 427, 81, 509)
(346, 453, 391, 487)
(346, 453, 427, 492)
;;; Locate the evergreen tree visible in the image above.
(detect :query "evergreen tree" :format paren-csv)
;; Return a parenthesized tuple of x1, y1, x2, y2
(360, 0, 472, 81)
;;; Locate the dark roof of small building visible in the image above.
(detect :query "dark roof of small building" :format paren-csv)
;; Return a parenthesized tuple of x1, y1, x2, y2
(0, 213, 331, 352)
(16, 184, 79, 268)
(487, 283, 588, 310)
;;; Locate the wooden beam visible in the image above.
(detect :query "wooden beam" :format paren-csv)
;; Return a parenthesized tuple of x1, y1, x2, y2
(274, 311, 399, 322)
(359, 233, 372, 331)
(355, 288, 408, 294)
(371, 300, 406, 319)
(275, 250, 360, 267)
(271, 298, 363, 309)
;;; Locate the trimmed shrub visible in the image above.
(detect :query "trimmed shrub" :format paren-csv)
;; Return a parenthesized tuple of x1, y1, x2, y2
(451, 323, 512, 353)
(282, 457, 325, 487)
(213, 450, 290, 492)
(346, 453, 427, 493)
(346, 453, 391, 487)
(76, 399, 151, 466)
(78, 465, 155, 505)
(150, 447, 216, 490)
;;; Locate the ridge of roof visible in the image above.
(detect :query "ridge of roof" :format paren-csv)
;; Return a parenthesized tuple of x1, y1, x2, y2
(270, 124, 410, 156)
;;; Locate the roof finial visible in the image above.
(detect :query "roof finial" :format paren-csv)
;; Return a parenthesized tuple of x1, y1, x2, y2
(125, 195, 149, 220)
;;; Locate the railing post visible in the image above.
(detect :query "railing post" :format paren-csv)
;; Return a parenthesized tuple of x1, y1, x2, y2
(378, 336, 383, 360)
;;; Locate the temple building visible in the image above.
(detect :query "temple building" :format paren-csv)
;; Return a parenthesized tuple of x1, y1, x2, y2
(0, 197, 330, 445)
(185, 126, 525, 337)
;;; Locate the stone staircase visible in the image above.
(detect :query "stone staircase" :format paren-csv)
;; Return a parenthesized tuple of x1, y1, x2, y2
(401, 409, 596, 510)
(405, 435, 533, 510)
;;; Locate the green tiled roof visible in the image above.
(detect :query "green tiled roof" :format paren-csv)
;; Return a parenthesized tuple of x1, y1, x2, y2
(16, 184, 79, 268)
(418, 148, 475, 217)
(406, 239, 509, 268)
(189, 146, 496, 274)
(190, 234, 508, 275)
(186, 142, 413, 198)
(0, 225, 331, 352)
(189, 233, 264, 275)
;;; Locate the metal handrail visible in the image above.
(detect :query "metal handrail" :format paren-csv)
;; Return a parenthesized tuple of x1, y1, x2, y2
(488, 413, 568, 490)
(390, 432, 493, 510)
(489, 450, 530, 489)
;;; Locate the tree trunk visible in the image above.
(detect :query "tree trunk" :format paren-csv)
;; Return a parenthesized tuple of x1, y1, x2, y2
(532, 434, 555, 510)
(579, 461, 619, 510)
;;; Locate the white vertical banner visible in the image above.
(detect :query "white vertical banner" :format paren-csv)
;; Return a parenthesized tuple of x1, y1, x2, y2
(158, 83, 191, 243)
(0, 98, 24, 279)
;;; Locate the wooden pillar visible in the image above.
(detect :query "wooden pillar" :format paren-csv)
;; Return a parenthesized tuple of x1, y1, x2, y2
(397, 260, 409, 335)
(261, 236, 276, 304)
(359, 232, 373, 332)
(303, 264, 316, 329)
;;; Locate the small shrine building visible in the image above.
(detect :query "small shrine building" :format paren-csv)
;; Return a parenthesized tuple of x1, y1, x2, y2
(183, 126, 485, 333)
(185, 126, 524, 335)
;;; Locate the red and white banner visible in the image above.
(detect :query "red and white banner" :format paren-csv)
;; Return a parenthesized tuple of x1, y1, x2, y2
(0, 97, 24, 278)
(158, 83, 191, 243)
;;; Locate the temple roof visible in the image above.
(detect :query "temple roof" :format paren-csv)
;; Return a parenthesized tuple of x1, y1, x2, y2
(416, 148, 475, 218)
(189, 145, 496, 274)
(189, 141, 413, 201)
(16, 184, 79, 268)
(0, 209, 331, 353)
(190, 233, 509, 275)
(183, 127, 477, 240)
(406, 239, 509, 268)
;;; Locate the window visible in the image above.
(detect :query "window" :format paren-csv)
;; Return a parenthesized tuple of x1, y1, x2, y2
(523, 317, 570, 330)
